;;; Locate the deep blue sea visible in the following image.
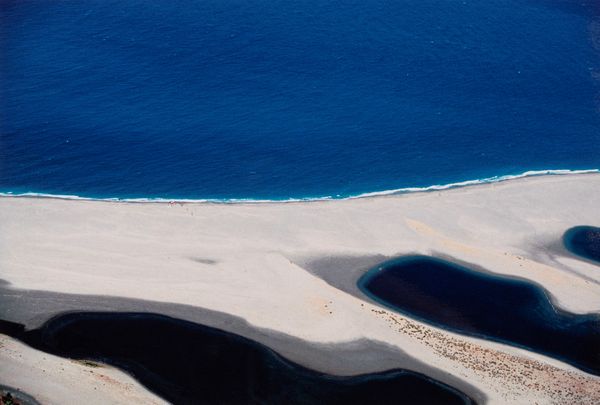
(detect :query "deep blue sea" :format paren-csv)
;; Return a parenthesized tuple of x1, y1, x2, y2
(1, 0, 599, 201)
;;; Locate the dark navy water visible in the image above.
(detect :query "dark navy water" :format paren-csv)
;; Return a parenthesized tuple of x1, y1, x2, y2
(0, 313, 475, 405)
(564, 226, 600, 264)
(1, 0, 600, 200)
(358, 256, 600, 375)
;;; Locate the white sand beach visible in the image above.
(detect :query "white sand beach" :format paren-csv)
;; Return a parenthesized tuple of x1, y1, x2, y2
(0, 334, 165, 405)
(1, 173, 600, 404)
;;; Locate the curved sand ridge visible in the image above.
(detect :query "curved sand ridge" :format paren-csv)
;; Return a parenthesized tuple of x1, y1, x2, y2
(1, 173, 600, 403)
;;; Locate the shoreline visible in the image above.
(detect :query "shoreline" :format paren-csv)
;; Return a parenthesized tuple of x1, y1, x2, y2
(1, 172, 600, 403)
(0, 168, 598, 204)
(356, 255, 600, 376)
(0, 289, 486, 403)
(0, 334, 166, 405)
(1, 311, 477, 405)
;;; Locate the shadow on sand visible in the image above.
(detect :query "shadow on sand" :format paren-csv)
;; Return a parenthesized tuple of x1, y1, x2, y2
(0, 312, 474, 405)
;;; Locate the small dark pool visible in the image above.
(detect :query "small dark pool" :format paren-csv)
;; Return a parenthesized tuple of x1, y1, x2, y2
(563, 226, 600, 265)
(358, 256, 600, 375)
(0, 312, 474, 405)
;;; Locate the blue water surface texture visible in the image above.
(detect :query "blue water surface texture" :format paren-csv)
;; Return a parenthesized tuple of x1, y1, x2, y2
(1, 0, 599, 200)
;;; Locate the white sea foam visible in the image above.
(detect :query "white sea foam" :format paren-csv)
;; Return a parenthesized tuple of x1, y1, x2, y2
(347, 169, 600, 199)
(0, 169, 597, 204)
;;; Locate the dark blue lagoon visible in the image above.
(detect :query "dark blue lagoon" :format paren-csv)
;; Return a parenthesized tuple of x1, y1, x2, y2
(0, 313, 475, 405)
(564, 226, 600, 265)
(358, 256, 600, 375)
(1, 0, 600, 200)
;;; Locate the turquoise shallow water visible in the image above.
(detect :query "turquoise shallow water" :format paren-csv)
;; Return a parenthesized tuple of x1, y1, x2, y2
(1, 0, 599, 200)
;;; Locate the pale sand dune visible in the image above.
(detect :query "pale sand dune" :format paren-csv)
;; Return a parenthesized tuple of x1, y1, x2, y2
(1, 173, 600, 404)
(0, 334, 165, 405)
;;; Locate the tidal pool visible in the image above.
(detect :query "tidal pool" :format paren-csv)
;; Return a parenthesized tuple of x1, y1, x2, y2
(0, 312, 474, 405)
(358, 256, 600, 375)
(563, 226, 600, 264)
